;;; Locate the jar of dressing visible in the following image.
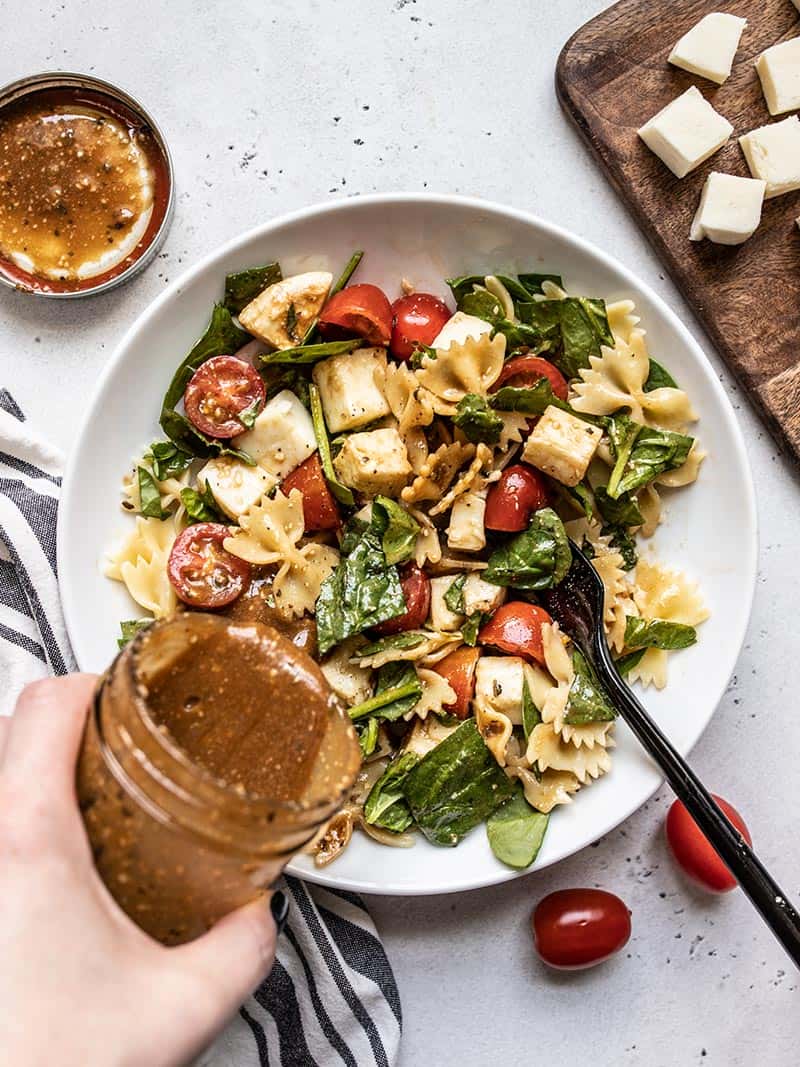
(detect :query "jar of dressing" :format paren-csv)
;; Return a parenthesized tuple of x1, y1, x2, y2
(76, 613, 361, 945)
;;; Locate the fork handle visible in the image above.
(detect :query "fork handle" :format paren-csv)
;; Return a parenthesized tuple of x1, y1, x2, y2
(593, 636, 800, 968)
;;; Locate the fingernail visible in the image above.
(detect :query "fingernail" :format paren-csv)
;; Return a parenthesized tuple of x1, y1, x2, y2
(270, 890, 289, 936)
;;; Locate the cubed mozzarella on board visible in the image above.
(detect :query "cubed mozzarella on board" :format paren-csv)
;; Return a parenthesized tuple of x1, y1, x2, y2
(428, 576, 466, 632)
(431, 311, 492, 351)
(312, 347, 391, 432)
(446, 491, 487, 552)
(238, 271, 332, 350)
(739, 116, 800, 198)
(756, 38, 800, 117)
(638, 86, 733, 179)
(233, 389, 316, 479)
(474, 656, 527, 725)
(690, 172, 766, 245)
(197, 457, 276, 520)
(522, 405, 602, 487)
(332, 427, 412, 497)
(668, 13, 746, 85)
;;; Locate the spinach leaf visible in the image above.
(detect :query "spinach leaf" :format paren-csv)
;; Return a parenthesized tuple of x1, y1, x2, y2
(603, 525, 638, 571)
(357, 717, 379, 757)
(358, 631, 427, 656)
(180, 483, 225, 524)
(224, 262, 282, 314)
(444, 574, 466, 614)
(137, 467, 166, 519)
(517, 272, 564, 295)
(446, 274, 486, 304)
(605, 415, 693, 498)
(349, 661, 422, 722)
(615, 648, 646, 677)
(556, 298, 607, 379)
(146, 441, 193, 480)
(315, 525, 406, 654)
(117, 618, 153, 649)
(459, 286, 504, 322)
(491, 274, 535, 304)
(623, 617, 697, 651)
(263, 366, 311, 408)
(364, 752, 420, 832)
(259, 338, 363, 366)
(594, 485, 644, 528)
(484, 508, 571, 591)
(489, 381, 599, 426)
(159, 304, 251, 460)
(401, 719, 517, 846)
(486, 786, 549, 868)
(644, 358, 678, 392)
(309, 382, 354, 506)
(372, 496, 420, 566)
(562, 648, 617, 725)
(578, 297, 614, 348)
(461, 612, 487, 646)
(522, 676, 541, 739)
(453, 393, 504, 445)
(563, 481, 596, 520)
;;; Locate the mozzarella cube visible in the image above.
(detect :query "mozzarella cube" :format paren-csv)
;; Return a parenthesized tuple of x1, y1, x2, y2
(522, 406, 602, 487)
(446, 491, 486, 552)
(462, 573, 506, 617)
(690, 172, 766, 245)
(428, 576, 466, 631)
(312, 347, 391, 432)
(333, 427, 412, 497)
(740, 116, 800, 198)
(197, 457, 276, 520)
(239, 271, 332, 349)
(474, 656, 527, 725)
(668, 13, 746, 85)
(233, 389, 316, 479)
(320, 639, 373, 708)
(756, 38, 800, 117)
(638, 86, 733, 178)
(431, 311, 492, 351)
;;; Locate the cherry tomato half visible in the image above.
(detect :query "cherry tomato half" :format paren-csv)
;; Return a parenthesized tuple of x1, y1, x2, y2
(478, 602, 552, 666)
(484, 464, 550, 533)
(184, 355, 265, 439)
(390, 292, 451, 361)
(318, 283, 393, 346)
(372, 563, 431, 636)
(281, 453, 340, 533)
(167, 523, 251, 608)
(493, 354, 569, 402)
(666, 794, 752, 893)
(432, 646, 480, 719)
(533, 889, 631, 970)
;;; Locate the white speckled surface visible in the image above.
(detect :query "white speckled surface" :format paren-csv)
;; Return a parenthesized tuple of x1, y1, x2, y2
(2, 2, 799, 1064)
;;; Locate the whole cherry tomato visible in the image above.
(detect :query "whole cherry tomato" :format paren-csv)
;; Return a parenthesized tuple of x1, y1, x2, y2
(390, 292, 451, 361)
(167, 523, 251, 608)
(432, 646, 480, 718)
(493, 354, 569, 401)
(184, 355, 265, 439)
(478, 602, 552, 666)
(666, 794, 752, 893)
(318, 283, 393, 346)
(372, 563, 431, 636)
(281, 452, 340, 532)
(484, 464, 550, 533)
(532, 889, 631, 970)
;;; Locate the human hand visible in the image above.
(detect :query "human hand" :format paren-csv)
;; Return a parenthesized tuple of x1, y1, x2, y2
(0, 675, 282, 1067)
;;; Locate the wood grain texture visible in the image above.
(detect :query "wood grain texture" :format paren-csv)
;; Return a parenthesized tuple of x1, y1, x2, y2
(557, 0, 800, 459)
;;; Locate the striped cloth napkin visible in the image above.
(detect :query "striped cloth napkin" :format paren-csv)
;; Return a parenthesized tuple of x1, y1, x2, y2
(0, 389, 402, 1067)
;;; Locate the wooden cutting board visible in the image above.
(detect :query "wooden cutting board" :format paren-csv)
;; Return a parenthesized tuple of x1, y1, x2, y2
(557, 0, 800, 460)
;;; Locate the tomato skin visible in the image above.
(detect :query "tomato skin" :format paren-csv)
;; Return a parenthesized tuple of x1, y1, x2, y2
(666, 795, 751, 893)
(484, 464, 550, 533)
(281, 453, 340, 533)
(183, 355, 265, 439)
(167, 523, 251, 608)
(389, 293, 451, 361)
(533, 889, 631, 971)
(493, 354, 569, 401)
(432, 646, 480, 718)
(318, 284, 393, 346)
(478, 602, 552, 666)
(372, 564, 431, 636)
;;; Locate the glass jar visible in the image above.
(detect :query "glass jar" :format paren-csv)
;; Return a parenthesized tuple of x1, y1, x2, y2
(76, 613, 361, 945)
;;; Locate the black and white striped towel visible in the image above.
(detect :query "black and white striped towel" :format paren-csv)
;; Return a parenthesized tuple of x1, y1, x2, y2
(0, 389, 402, 1067)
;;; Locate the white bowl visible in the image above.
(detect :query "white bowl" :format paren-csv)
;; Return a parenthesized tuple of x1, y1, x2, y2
(58, 193, 757, 895)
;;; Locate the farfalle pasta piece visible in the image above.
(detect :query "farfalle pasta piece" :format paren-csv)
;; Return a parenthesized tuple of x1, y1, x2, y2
(512, 766, 581, 814)
(571, 328, 696, 431)
(352, 630, 463, 670)
(409, 669, 457, 720)
(475, 703, 514, 767)
(415, 331, 506, 403)
(223, 488, 304, 566)
(409, 507, 443, 567)
(122, 459, 190, 516)
(272, 543, 340, 619)
(527, 722, 612, 784)
(605, 298, 640, 345)
(384, 362, 435, 435)
(401, 441, 475, 505)
(637, 484, 662, 538)
(656, 441, 705, 489)
(428, 443, 492, 517)
(105, 513, 183, 618)
(496, 411, 529, 451)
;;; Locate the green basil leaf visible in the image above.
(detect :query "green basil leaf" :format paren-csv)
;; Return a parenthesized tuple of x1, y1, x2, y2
(180, 483, 225, 524)
(486, 786, 549, 868)
(446, 274, 486, 304)
(453, 393, 504, 445)
(484, 508, 571, 591)
(489, 382, 599, 426)
(578, 296, 614, 348)
(237, 397, 261, 430)
(371, 496, 420, 566)
(401, 719, 517, 846)
(623, 617, 697, 651)
(224, 262, 282, 314)
(517, 272, 564, 295)
(117, 618, 154, 649)
(358, 632, 426, 657)
(364, 752, 421, 832)
(605, 414, 693, 498)
(522, 676, 541, 740)
(461, 612, 486, 646)
(137, 467, 166, 519)
(556, 298, 605, 379)
(459, 286, 504, 322)
(644, 358, 678, 392)
(349, 661, 422, 722)
(146, 441, 193, 480)
(615, 648, 646, 677)
(357, 717, 380, 757)
(444, 574, 467, 614)
(260, 338, 363, 366)
(562, 648, 617, 724)
(309, 382, 354, 506)
(594, 485, 644, 528)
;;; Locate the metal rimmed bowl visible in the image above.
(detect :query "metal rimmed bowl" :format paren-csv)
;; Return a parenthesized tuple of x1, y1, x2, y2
(0, 71, 174, 298)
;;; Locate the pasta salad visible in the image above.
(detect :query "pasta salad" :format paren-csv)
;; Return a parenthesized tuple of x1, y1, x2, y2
(107, 252, 707, 869)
